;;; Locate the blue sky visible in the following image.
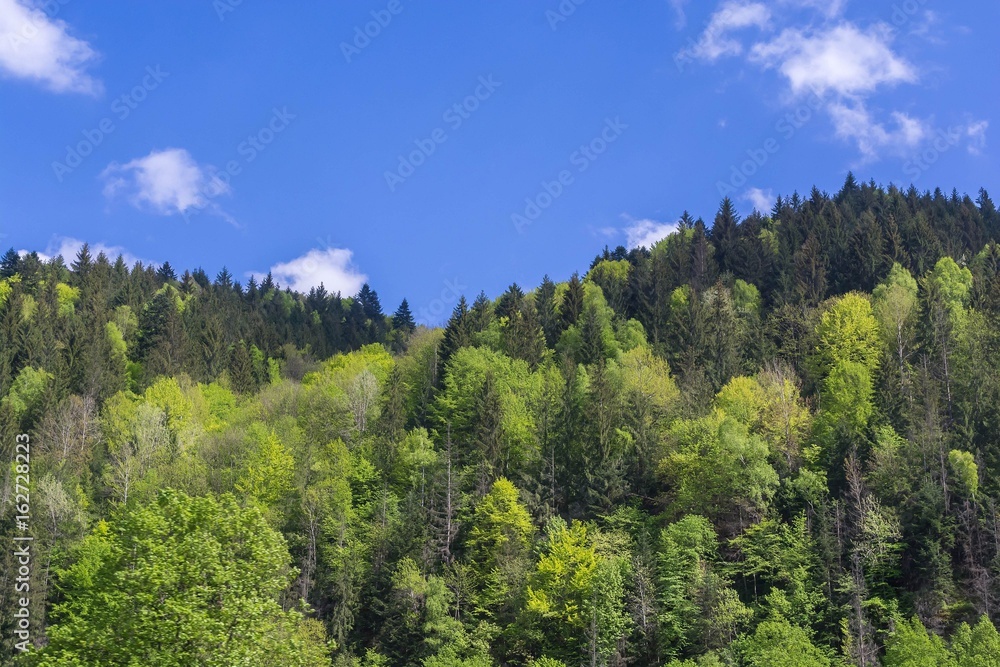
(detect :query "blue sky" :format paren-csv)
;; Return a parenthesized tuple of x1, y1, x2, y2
(1, 0, 997, 324)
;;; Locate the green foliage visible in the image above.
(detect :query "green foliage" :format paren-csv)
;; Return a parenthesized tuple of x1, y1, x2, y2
(9, 183, 1000, 666)
(883, 617, 953, 667)
(738, 617, 831, 667)
(730, 516, 822, 626)
(1, 365, 51, 420)
(812, 292, 882, 376)
(236, 422, 296, 506)
(948, 449, 979, 498)
(660, 409, 778, 523)
(657, 515, 751, 658)
(29, 490, 328, 666)
(950, 616, 1000, 666)
(525, 519, 631, 663)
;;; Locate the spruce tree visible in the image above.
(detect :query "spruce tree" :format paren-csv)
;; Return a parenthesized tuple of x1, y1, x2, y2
(536, 275, 560, 347)
(156, 262, 177, 283)
(439, 296, 471, 373)
(215, 267, 233, 288)
(710, 197, 740, 276)
(357, 283, 383, 319)
(228, 340, 255, 394)
(0, 248, 19, 278)
(71, 243, 93, 279)
(496, 283, 524, 321)
(392, 299, 416, 333)
(469, 291, 494, 333)
(561, 273, 584, 329)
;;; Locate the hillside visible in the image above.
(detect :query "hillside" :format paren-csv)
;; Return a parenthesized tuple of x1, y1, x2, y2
(5, 178, 1000, 666)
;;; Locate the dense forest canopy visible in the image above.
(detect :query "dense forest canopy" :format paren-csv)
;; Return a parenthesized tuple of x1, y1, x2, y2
(5, 177, 1000, 665)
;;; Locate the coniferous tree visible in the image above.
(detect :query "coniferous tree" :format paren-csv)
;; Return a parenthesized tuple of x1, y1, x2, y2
(561, 273, 584, 329)
(439, 296, 471, 373)
(71, 243, 93, 280)
(710, 197, 740, 276)
(228, 340, 255, 394)
(469, 291, 494, 333)
(156, 262, 177, 283)
(0, 248, 19, 278)
(536, 275, 561, 347)
(392, 299, 416, 333)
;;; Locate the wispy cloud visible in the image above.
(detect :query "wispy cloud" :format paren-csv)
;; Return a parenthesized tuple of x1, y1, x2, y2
(25, 236, 148, 266)
(828, 101, 927, 159)
(0, 0, 101, 95)
(742, 187, 774, 213)
(251, 248, 367, 296)
(625, 218, 679, 249)
(967, 120, 989, 155)
(684, 1, 771, 61)
(101, 148, 234, 223)
(679, 0, 949, 161)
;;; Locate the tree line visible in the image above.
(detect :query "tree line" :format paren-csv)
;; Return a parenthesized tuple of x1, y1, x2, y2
(3, 176, 1000, 665)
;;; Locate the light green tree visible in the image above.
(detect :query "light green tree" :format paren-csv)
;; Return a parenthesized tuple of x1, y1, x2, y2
(29, 490, 330, 667)
(660, 410, 778, 525)
(883, 616, 954, 667)
(657, 515, 751, 658)
(467, 478, 534, 616)
(738, 617, 831, 667)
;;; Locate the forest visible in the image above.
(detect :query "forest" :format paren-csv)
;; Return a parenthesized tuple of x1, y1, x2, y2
(5, 175, 1000, 666)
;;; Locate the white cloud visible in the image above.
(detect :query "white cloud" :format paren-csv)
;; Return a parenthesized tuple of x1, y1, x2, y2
(687, 1, 771, 61)
(750, 23, 916, 98)
(25, 236, 147, 266)
(743, 187, 774, 212)
(253, 248, 367, 296)
(967, 120, 988, 155)
(101, 148, 233, 221)
(0, 0, 101, 94)
(683, 1, 980, 163)
(625, 218, 679, 249)
(750, 23, 925, 159)
(828, 100, 927, 159)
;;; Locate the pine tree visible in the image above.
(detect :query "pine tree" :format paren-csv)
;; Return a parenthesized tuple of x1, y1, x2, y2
(215, 267, 233, 288)
(357, 283, 383, 319)
(156, 262, 177, 283)
(439, 296, 471, 373)
(561, 273, 584, 329)
(711, 197, 740, 276)
(228, 340, 255, 394)
(469, 291, 494, 333)
(392, 299, 416, 333)
(71, 243, 93, 279)
(536, 275, 560, 347)
(0, 248, 19, 278)
(496, 283, 524, 321)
